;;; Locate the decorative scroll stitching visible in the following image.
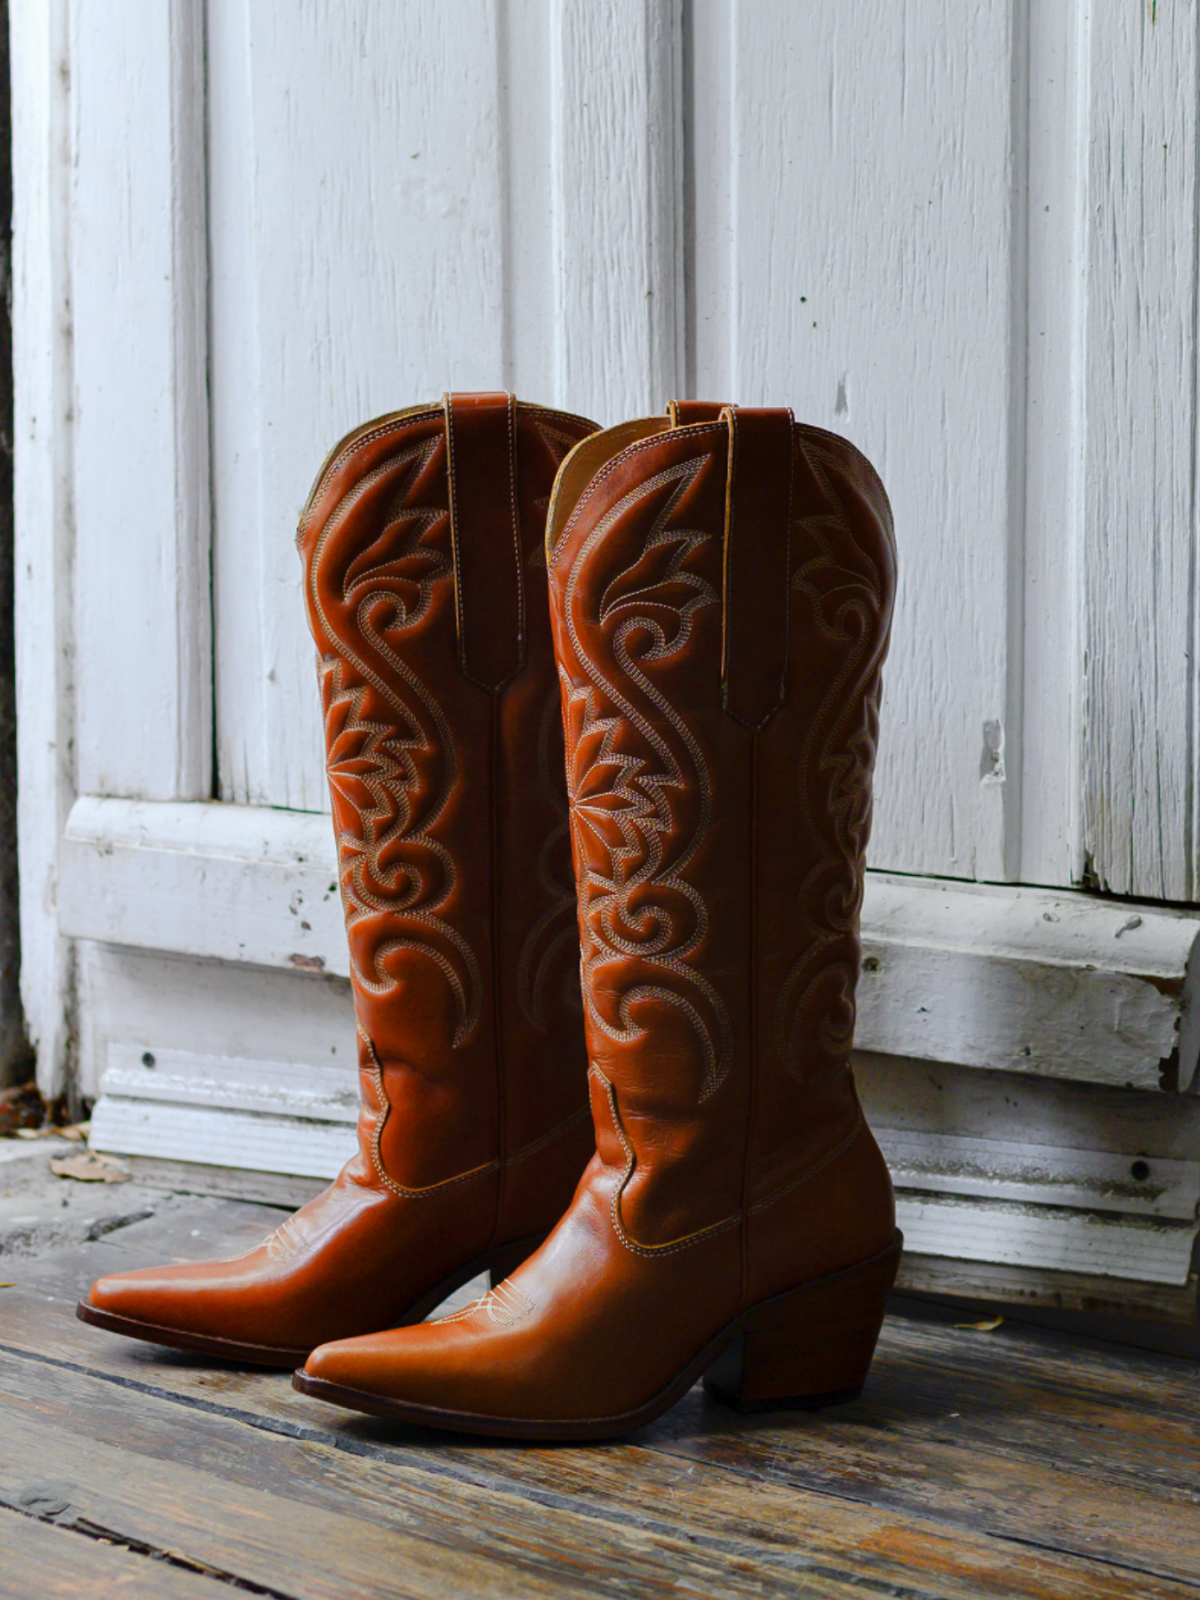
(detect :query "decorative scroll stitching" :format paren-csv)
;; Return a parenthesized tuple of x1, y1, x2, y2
(307, 433, 482, 1045)
(549, 422, 727, 568)
(772, 439, 893, 1079)
(561, 456, 734, 1103)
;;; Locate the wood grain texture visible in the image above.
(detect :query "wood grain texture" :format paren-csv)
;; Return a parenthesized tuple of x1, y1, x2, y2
(692, 0, 1020, 883)
(0, 1507, 236, 1600)
(208, 0, 509, 811)
(62, 799, 1200, 1088)
(74, 940, 353, 1104)
(550, 0, 683, 421)
(11, 0, 75, 1095)
(1016, 0, 1089, 888)
(3, 1201, 1199, 1599)
(1081, 1, 1200, 901)
(68, 0, 212, 802)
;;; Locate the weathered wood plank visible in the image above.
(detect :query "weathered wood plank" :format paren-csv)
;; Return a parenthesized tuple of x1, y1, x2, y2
(692, 0, 1020, 882)
(896, 1251, 1200, 1327)
(11, 0, 75, 1096)
(207, 0, 509, 813)
(0, 1330, 1194, 1600)
(1081, 0, 1200, 901)
(645, 1326, 1200, 1586)
(549, 0, 683, 422)
(0, 1505, 237, 1600)
(6, 1199, 1200, 1593)
(0, 1412, 586, 1600)
(68, 0, 212, 802)
(65, 806, 1200, 1093)
(75, 940, 353, 1106)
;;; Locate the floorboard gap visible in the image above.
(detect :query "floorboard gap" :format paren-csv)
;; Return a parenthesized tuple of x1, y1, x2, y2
(0, 1499, 304, 1599)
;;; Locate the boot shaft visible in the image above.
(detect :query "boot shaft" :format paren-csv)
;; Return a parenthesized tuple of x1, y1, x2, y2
(546, 406, 895, 1252)
(297, 394, 598, 1203)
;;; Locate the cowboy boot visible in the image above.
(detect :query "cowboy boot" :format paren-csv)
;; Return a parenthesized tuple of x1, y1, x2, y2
(79, 392, 599, 1364)
(293, 400, 902, 1436)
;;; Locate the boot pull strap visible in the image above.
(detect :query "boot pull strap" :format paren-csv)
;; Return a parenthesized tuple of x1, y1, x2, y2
(720, 405, 794, 729)
(443, 391, 524, 692)
(666, 399, 728, 426)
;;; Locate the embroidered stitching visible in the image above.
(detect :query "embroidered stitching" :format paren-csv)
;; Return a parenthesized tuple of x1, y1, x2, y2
(298, 406, 442, 538)
(306, 431, 482, 1045)
(549, 423, 727, 568)
(560, 456, 734, 1102)
(772, 438, 893, 1081)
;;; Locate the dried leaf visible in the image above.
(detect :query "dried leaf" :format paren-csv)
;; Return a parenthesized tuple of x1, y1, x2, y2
(14, 1121, 89, 1141)
(954, 1316, 1004, 1332)
(50, 1151, 130, 1184)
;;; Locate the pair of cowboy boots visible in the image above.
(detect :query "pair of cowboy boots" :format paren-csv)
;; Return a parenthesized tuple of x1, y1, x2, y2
(80, 391, 900, 1440)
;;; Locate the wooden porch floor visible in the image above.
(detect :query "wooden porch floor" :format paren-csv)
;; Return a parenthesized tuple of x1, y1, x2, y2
(1, 1196, 1198, 1599)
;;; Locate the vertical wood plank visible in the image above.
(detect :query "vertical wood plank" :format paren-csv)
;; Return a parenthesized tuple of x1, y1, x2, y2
(1014, 0, 1089, 888)
(1081, 2, 1199, 901)
(11, 0, 75, 1093)
(549, 0, 684, 423)
(69, 0, 212, 801)
(693, 0, 1021, 882)
(208, 0, 509, 810)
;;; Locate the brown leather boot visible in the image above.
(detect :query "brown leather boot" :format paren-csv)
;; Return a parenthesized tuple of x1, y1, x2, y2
(293, 402, 902, 1436)
(79, 393, 599, 1364)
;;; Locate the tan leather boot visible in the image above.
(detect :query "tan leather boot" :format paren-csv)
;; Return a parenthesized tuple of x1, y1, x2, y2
(79, 393, 599, 1364)
(293, 401, 902, 1436)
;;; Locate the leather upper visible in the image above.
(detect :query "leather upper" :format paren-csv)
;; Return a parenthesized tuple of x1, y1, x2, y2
(86, 395, 600, 1352)
(303, 405, 900, 1416)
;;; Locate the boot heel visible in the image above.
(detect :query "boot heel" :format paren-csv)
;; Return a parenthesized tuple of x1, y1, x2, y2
(705, 1230, 902, 1413)
(486, 1233, 545, 1289)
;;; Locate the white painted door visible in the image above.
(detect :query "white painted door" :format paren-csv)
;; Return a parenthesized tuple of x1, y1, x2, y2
(14, 0, 1200, 1317)
(206, 0, 1199, 902)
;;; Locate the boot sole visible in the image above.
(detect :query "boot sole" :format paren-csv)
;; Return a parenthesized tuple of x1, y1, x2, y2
(291, 1230, 903, 1439)
(74, 1231, 546, 1367)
